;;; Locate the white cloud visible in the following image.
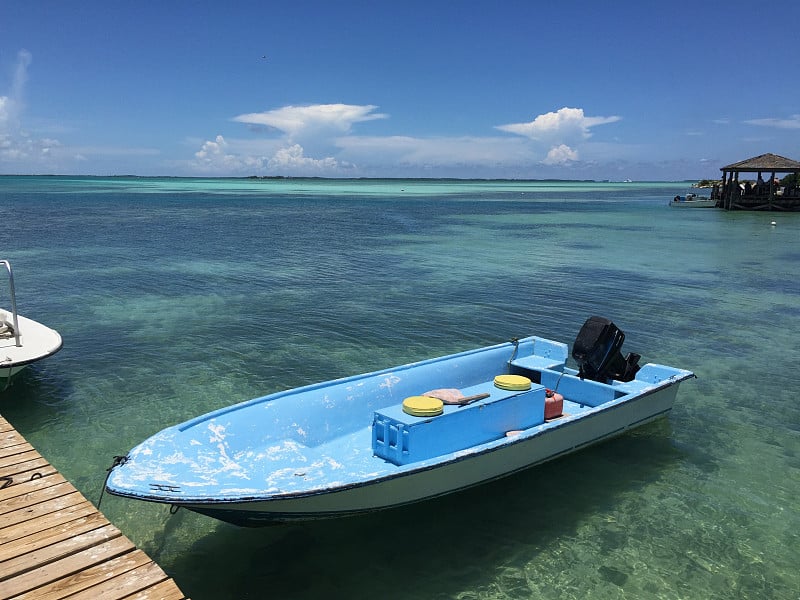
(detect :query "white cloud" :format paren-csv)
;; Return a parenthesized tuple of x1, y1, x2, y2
(190, 105, 625, 176)
(0, 132, 62, 164)
(744, 114, 800, 130)
(0, 96, 9, 124)
(1, 50, 33, 154)
(187, 104, 630, 177)
(0, 53, 75, 169)
(189, 103, 388, 175)
(189, 135, 345, 176)
(195, 135, 228, 160)
(268, 144, 342, 172)
(11, 50, 32, 101)
(232, 103, 387, 139)
(192, 135, 265, 173)
(495, 107, 620, 166)
(496, 107, 620, 142)
(0, 50, 31, 127)
(1, 49, 160, 173)
(542, 144, 579, 165)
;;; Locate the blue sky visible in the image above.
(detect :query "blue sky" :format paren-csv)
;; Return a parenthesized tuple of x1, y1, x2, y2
(2, 1, 798, 180)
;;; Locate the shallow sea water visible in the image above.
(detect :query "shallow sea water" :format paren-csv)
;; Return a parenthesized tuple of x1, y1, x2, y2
(1, 176, 798, 599)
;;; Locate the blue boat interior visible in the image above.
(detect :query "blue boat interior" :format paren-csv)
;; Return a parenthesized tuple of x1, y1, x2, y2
(370, 338, 684, 466)
(111, 334, 692, 504)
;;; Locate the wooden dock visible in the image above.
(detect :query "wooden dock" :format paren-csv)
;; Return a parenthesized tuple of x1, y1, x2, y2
(0, 415, 188, 599)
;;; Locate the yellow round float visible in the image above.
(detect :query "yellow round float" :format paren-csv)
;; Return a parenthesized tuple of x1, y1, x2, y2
(402, 395, 444, 417)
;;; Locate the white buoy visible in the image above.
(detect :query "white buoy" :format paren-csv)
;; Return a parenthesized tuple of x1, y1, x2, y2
(771, 221, 777, 227)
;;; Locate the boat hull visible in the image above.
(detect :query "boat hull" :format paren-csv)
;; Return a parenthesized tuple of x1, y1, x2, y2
(106, 333, 693, 526)
(179, 382, 681, 526)
(0, 312, 63, 378)
(669, 200, 716, 208)
(669, 194, 716, 208)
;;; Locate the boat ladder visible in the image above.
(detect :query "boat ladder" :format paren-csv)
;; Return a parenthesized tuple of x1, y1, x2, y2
(1, 260, 22, 347)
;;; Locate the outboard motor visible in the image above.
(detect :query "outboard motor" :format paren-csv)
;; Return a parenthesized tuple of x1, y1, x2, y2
(572, 316, 641, 382)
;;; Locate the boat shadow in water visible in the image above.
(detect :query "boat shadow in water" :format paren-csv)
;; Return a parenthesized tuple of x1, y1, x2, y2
(164, 419, 688, 600)
(0, 363, 73, 415)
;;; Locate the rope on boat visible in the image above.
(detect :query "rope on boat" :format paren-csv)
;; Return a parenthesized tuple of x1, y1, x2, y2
(507, 337, 520, 365)
(96, 455, 184, 517)
(97, 455, 128, 508)
(552, 371, 565, 393)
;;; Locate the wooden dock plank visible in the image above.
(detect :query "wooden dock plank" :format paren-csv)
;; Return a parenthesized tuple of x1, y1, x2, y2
(62, 560, 172, 600)
(120, 577, 189, 600)
(0, 512, 107, 563)
(0, 472, 68, 505)
(0, 523, 121, 581)
(1, 492, 87, 529)
(1, 482, 76, 516)
(0, 456, 53, 481)
(1, 536, 140, 599)
(0, 427, 20, 441)
(0, 442, 29, 460)
(0, 416, 188, 599)
(1, 501, 100, 546)
(0, 449, 39, 468)
(0, 466, 59, 493)
(0, 427, 25, 446)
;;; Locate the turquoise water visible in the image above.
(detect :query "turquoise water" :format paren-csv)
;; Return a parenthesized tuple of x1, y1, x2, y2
(1, 176, 798, 599)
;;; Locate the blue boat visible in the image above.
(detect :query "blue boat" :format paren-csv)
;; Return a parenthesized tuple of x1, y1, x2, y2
(105, 317, 694, 526)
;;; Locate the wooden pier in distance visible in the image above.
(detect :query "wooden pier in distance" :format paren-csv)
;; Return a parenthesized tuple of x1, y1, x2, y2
(715, 153, 800, 211)
(0, 415, 188, 599)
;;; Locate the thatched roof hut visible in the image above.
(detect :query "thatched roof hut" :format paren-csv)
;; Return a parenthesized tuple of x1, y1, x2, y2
(718, 153, 800, 210)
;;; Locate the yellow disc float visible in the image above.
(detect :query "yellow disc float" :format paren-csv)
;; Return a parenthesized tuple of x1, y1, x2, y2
(402, 395, 444, 417)
(494, 374, 532, 391)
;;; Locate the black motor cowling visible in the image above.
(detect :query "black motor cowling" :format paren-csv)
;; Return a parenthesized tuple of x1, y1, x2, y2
(572, 316, 641, 382)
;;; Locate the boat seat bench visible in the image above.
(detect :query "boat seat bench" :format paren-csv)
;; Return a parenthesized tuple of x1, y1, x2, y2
(372, 379, 547, 465)
(369, 361, 650, 466)
(509, 354, 567, 372)
(508, 360, 642, 407)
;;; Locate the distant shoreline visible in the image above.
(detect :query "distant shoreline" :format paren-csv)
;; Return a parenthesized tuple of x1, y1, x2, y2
(0, 174, 693, 184)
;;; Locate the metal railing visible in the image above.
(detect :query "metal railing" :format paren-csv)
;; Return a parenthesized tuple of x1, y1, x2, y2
(1, 260, 22, 347)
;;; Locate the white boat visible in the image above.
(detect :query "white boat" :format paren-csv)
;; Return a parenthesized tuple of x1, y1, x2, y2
(670, 193, 716, 208)
(105, 316, 694, 526)
(1, 260, 63, 380)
